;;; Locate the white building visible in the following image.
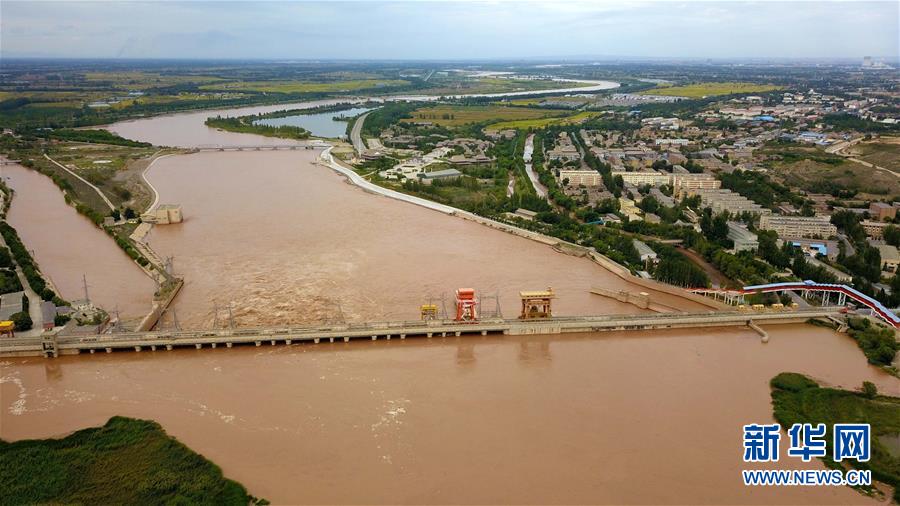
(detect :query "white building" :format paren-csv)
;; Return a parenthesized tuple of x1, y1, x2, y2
(559, 169, 602, 187)
(672, 173, 721, 195)
(727, 222, 759, 252)
(758, 215, 837, 238)
(611, 170, 671, 187)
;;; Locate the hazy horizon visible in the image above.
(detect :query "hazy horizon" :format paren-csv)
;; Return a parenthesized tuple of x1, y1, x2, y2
(1, 1, 898, 61)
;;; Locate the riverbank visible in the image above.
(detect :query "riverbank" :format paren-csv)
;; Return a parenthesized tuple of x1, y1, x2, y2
(2, 164, 155, 323)
(769, 372, 900, 503)
(0, 416, 262, 505)
(318, 148, 721, 311)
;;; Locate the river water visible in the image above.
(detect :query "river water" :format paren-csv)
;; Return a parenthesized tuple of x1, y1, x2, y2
(1, 163, 154, 322)
(255, 107, 374, 138)
(2, 327, 894, 504)
(1, 95, 897, 504)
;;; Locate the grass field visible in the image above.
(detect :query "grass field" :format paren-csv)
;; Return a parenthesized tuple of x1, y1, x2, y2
(486, 110, 603, 131)
(201, 79, 410, 94)
(407, 104, 567, 127)
(0, 416, 261, 505)
(83, 71, 225, 89)
(767, 145, 900, 198)
(850, 138, 900, 172)
(422, 76, 590, 96)
(502, 97, 591, 107)
(641, 82, 782, 98)
(770, 373, 900, 503)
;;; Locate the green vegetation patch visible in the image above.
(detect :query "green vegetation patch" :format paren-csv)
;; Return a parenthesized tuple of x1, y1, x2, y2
(42, 129, 152, 147)
(485, 110, 603, 131)
(201, 79, 410, 94)
(206, 115, 310, 140)
(0, 416, 263, 505)
(852, 139, 900, 173)
(407, 104, 566, 127)
(640, 81, 782, 98)
(769, 373, 900, 502)
(846, 317, 900, 369)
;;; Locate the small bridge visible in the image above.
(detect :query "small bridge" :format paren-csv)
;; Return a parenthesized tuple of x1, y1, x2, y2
(2, 308, 842, 358)
(690, 280, 900, 328)
(192, 143, 327, 152)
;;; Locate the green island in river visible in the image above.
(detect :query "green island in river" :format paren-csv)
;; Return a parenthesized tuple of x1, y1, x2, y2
(770, 372, 900, 503)
(0, 417, 265, 505)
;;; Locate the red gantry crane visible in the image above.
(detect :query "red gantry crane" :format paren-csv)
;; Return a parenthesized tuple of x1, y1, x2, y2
(455, 288, 478, 322)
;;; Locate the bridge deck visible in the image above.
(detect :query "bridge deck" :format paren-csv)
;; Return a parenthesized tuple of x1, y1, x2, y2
(0, 309, 840, 358)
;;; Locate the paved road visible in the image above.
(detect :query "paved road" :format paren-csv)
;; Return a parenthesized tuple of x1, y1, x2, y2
(0, 234, 44, 335)
(43, 153, 115, 211)
(350, 111, 373, 154)
(829, 137, 899, 179)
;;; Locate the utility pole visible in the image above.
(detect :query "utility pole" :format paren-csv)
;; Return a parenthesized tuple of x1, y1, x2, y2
(82, 274, 90, 304)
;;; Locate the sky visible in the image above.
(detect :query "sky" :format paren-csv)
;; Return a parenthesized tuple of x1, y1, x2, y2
(1, 1, 898, 61)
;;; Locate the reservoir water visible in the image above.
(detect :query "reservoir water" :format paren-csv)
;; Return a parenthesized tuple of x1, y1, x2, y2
(1, 94, 896, 504)
(254, 107, 374, 138)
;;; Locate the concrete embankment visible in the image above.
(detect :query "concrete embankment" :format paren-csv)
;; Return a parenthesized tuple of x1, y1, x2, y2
(136, 279, 184, 332)
(0, 309, 836, 358)
(318, 148, 721, 310)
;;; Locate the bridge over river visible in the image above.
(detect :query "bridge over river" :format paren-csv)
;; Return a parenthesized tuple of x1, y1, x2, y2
(1, 308, 842, 358)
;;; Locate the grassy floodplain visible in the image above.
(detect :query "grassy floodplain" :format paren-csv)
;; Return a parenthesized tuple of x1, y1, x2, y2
(641, 81, 782, 98)
(200, 79, 410, 94)
(407, 104, 568, 127)
(769, 373, 900, 503)
(0, 416, 264, 505)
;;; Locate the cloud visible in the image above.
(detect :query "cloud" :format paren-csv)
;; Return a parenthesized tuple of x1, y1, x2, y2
(0, 1, 897, 59)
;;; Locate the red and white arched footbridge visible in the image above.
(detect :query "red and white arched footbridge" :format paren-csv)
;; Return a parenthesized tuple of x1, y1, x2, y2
(691, 280, 900, 328)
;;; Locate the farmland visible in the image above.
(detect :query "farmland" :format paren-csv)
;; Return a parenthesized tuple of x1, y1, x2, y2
(486, 110, 604, 131)
(641, 81, 782, 98)
(420, 75, 593, 96)
(200, 79, 410, 94)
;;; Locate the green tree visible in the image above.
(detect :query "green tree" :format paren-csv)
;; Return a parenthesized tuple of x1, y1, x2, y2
(861, 381, 878, 399)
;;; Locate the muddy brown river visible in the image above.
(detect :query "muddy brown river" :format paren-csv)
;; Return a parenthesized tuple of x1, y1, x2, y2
(1, 102, 898, 504)
(2, 163, 154, 320)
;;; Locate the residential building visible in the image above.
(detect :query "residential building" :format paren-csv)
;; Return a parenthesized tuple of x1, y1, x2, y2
(559, 169, 602, 187)
(611, 170, 670, 187)
(633, 239, 658, 263)
(654, 138, 690, 146)
(649, 188, 675, 208)
(672, 173, 721, 195)
(869, 202, 897, 221)
(862, 220, 889, 239)
(547, 132, 581, 162)
(690, 189, 769, 216)
(619, 197, 642, 220)
(727, 222, 759, 252)
(758, 215, 837, 238)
